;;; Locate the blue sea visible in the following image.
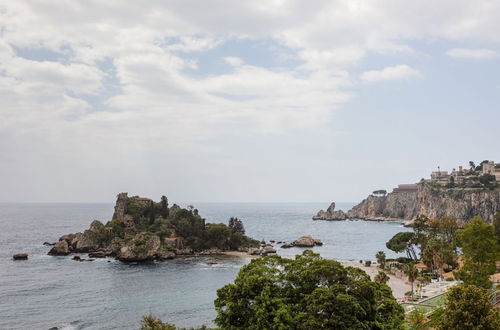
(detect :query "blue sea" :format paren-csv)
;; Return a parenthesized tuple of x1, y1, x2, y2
(0, 202, 411, 329)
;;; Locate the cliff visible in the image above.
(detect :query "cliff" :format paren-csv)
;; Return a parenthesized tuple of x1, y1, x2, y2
(347, 183, 500, 223)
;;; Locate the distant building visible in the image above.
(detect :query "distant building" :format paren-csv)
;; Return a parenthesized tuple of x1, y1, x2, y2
(483, 161, 495, 175)
(429, 160, 499, 185)
(430, 171, 450, 185)
(392, 184, 418, 193)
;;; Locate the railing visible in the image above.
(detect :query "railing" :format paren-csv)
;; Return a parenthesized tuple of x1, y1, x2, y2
(491, 285, 500, 306)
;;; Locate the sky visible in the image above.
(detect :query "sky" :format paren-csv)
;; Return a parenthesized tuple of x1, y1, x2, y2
(0, 0, 499, 203)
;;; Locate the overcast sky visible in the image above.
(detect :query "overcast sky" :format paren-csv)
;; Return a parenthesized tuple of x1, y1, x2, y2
(1, 1, 499, 203)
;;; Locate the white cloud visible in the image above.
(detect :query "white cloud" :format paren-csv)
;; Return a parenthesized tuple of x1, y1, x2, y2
(1, 1, 500, 201)
(446, 48, 499, 59)
(224, 56, 244, 66)
(361, 65, 422, 82)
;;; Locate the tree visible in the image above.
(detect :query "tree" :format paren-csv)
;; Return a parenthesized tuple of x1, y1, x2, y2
(375, 250, 386, 269)
(407, 309, 427, 330)
(494, 212, 500, 244)
(160, 196, 169, 218)
(386, 232, 418, 260)
(437, 285, 500, 330)
(479, 173, 496, 186)
(372, 189, 387, 197)
(374, 271, 390, 284)
(140, 314, 211, 330)
(140, 315, 176, 330)
(455, 216, 498, 288)
(404, 263, 419, 297)
(469, 161, 475, 171)
(215, 250, 404, 329)
(228, 217, 245, 234)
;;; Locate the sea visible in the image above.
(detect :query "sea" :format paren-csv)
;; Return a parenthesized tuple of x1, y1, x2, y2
(0, 202, 411, 330)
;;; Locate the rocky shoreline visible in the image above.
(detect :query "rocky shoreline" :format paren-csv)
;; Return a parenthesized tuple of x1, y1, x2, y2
(314, 182, 500, 223)
(44, 193, 325, 262)
(46, 193, 261, 262)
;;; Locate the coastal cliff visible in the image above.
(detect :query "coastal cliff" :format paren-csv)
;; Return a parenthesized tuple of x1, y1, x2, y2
(347, 183, 500, 223)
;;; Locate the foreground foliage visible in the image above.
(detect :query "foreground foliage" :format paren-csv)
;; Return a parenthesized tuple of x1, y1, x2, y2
(140, 315, 212, 330)
(214, 250, 404, 329)
(455, 216, 499, 288)
(436, 284, 500, 330)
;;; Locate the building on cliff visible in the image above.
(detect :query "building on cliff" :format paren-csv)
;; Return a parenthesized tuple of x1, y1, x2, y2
(392, 184, 418, 193)
(428, 161, 500, 186)
(430, 170, 450, 185)
(483, 161, 500, 181)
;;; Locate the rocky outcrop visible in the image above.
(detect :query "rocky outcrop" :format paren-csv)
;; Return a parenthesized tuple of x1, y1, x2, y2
(292, 236, 322, 247)
(13, 253, 28, 260)
(48, 240, 70, 255)
(313, 202, 347, 220)
(117, 234, 161, 262)
(347, 183, 500, 223)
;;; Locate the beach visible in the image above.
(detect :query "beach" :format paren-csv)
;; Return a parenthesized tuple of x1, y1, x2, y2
(342, 262, 411, 299)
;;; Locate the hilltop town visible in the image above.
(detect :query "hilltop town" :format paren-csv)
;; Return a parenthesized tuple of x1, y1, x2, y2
(315, 160, 500, 222)
(390, 160, 500, 194)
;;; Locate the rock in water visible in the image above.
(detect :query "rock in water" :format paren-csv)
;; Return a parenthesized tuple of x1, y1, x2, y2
(48, 240, 70, 255)
(88, 251, 108, 258)
(312, 202, 347, 220)
(261, 245, 277, 256)
(292, 235, 316, 247)
(13, 253, 28, 260)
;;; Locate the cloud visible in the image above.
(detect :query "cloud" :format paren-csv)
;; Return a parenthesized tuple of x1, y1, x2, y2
(1, 1, 500, 201)
(361, 65, 422, 82)
(446, 48, 499, 59)
(224, 56, 244, 66)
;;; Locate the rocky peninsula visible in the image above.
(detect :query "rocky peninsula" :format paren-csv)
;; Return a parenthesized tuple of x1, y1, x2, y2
(47, 193, 259, 261)
(315, 160, 500, 223)
(347, 182, 500, 223)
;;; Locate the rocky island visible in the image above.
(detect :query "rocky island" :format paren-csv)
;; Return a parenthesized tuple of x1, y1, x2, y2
(48, 193, 259, 261)
(315, 160, 500, 223)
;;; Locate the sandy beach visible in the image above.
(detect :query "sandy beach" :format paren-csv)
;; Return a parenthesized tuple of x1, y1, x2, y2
(341, 262, 411, 299)
(220, 251, 260, 259)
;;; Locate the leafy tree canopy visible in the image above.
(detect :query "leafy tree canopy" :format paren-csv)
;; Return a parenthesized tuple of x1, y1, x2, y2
(386, 231, 418, 260)
(437, 285, 500, 330)
(455, 216, 499, 288)
(214, 250, 404, 330)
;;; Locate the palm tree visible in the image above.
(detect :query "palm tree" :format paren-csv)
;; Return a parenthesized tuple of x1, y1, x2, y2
(405, 263, 419, 297)
(375, 251, 386, 269)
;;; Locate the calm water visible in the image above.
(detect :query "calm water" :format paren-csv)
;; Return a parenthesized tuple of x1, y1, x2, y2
(0, 202, 411, 329)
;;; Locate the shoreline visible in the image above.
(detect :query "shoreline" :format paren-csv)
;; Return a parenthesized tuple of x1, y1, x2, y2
(315, 217, 413, 226)
(220, 251, 260, 259)
(341, 262, 411, 299)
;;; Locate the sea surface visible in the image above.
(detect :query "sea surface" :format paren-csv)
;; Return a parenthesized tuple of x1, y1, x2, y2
(0, 202, 411, 329)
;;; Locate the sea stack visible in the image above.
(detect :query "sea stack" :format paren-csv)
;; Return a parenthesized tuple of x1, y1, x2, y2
(313, 202, 347, 220)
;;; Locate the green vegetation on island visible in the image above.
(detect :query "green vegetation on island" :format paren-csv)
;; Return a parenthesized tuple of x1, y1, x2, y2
(48, 193, 258, 261)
